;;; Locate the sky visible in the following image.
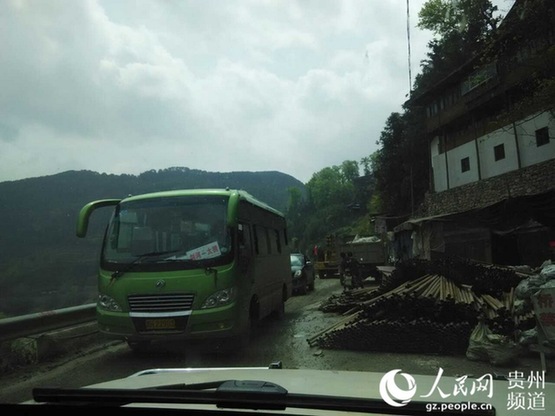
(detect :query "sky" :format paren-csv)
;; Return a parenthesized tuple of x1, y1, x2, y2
(0, 0, 515, 184)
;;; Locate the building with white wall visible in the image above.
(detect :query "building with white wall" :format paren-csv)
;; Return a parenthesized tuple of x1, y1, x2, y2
(398, 0, 555, 266)
(431, 112, 555, 193)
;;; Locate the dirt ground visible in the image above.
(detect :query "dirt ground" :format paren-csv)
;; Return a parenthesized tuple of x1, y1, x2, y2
(0, 276, 552, 404)
(265, 277, 551, 380)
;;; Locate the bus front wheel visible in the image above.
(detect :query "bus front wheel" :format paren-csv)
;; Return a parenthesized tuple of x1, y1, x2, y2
(272, 287, 287, 320)
(233, 300, 257, 350)
(231, 316, 252, 351)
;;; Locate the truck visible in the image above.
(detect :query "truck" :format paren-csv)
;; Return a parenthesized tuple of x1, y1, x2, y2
(315, 234, 386, 282)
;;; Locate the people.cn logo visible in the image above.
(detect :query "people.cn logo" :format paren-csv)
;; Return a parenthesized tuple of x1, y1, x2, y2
(379, 369, 417, 407)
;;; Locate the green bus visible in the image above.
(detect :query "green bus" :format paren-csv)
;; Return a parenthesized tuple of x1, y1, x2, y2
(76, 188, 292, 352)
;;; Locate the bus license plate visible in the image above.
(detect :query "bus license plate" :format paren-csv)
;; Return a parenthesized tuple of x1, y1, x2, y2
(145, 318, 176, 330)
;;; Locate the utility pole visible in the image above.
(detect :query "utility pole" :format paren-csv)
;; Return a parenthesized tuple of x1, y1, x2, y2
(406, 0, 412, 97)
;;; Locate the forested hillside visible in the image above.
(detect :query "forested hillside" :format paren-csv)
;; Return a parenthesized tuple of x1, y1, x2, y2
(0, 168, 304, 316)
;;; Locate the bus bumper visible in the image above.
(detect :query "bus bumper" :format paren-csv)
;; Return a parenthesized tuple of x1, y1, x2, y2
(96, 303, 245, 343)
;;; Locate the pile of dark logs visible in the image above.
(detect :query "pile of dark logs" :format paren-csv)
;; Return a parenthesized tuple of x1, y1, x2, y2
(310, 258, 536, 354)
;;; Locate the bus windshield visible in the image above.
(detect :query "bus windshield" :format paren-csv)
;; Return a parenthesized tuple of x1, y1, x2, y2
(102, 195, 231, 270)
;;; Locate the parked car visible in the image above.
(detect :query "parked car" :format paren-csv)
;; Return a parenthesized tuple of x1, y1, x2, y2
(290, 253, 315, 295)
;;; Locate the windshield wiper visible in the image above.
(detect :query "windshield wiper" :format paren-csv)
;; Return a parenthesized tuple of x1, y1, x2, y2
(32, 380, 496, 415)
(111, 250, 182, 278)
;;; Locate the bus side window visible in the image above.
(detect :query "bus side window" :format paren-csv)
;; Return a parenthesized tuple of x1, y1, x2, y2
(238, 223, 252, 272)
(274, 229, 281, 253)
(264, 227, 270, 254)
(255, 226, 269, 255)
(267, 227, 276, 254)
(252, 225, 260, 255)
(238, 223, 252, 254)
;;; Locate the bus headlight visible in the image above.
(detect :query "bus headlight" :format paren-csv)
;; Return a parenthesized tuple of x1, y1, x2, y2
(201, 287, 237, 309)
(97, 294, 122, 312)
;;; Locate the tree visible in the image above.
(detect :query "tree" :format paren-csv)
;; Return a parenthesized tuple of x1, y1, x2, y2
(418, 0, 499, 43)
(360, 156, 372, 176)
(340, 160, 359, 184)
(369, 0, 502, 216)
(298, 161, 364, 246)
(415, 0, 500, 92)
(372, 113, 410, 214)
(480, 0, 555, 113)
(285, 186, 306, 243)
(306, 163, 358, 209)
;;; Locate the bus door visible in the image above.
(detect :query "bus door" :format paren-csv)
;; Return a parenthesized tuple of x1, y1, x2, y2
(251, 224, 276, 318)
(237, 222, 254, 282)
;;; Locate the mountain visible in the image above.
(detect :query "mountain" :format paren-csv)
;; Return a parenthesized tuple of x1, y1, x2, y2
(0, 168, 305, 316)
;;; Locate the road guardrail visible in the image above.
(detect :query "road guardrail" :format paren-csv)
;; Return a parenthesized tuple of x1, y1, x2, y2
(0, 303, 96, 343)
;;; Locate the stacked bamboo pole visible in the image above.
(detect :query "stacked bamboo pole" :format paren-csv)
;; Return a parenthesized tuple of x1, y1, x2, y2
(309, 269, 531, 353)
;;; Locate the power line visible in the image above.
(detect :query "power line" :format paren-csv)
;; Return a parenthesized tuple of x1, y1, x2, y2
(406, 0, 413, 97)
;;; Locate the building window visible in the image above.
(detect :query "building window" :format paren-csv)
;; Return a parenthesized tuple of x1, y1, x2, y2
(536, 127, 549, 147)
(461, 157, 470, 172)
(494, 144, 505, 161)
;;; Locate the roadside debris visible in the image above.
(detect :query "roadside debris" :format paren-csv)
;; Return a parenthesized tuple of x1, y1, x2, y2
(309, 258, 543, 360)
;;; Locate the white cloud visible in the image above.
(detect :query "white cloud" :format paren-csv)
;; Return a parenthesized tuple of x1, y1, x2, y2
(1, 0, 437, 184)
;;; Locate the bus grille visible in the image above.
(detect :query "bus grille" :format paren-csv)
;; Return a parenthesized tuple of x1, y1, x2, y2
(128, 294, 194, 313)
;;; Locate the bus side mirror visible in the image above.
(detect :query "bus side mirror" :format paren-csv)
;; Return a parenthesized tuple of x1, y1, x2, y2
(76, 199, 120, 238)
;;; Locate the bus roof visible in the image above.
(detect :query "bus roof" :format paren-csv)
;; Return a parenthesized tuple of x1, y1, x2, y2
(121, 188, 284, 217)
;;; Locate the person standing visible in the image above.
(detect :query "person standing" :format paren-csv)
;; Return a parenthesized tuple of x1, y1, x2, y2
(338, 252, 348, 288)
(313, 245, 318, 258)
(346, 252, 363, 289)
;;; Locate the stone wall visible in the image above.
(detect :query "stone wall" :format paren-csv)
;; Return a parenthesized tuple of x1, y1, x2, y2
(421, 158, 555, 217)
